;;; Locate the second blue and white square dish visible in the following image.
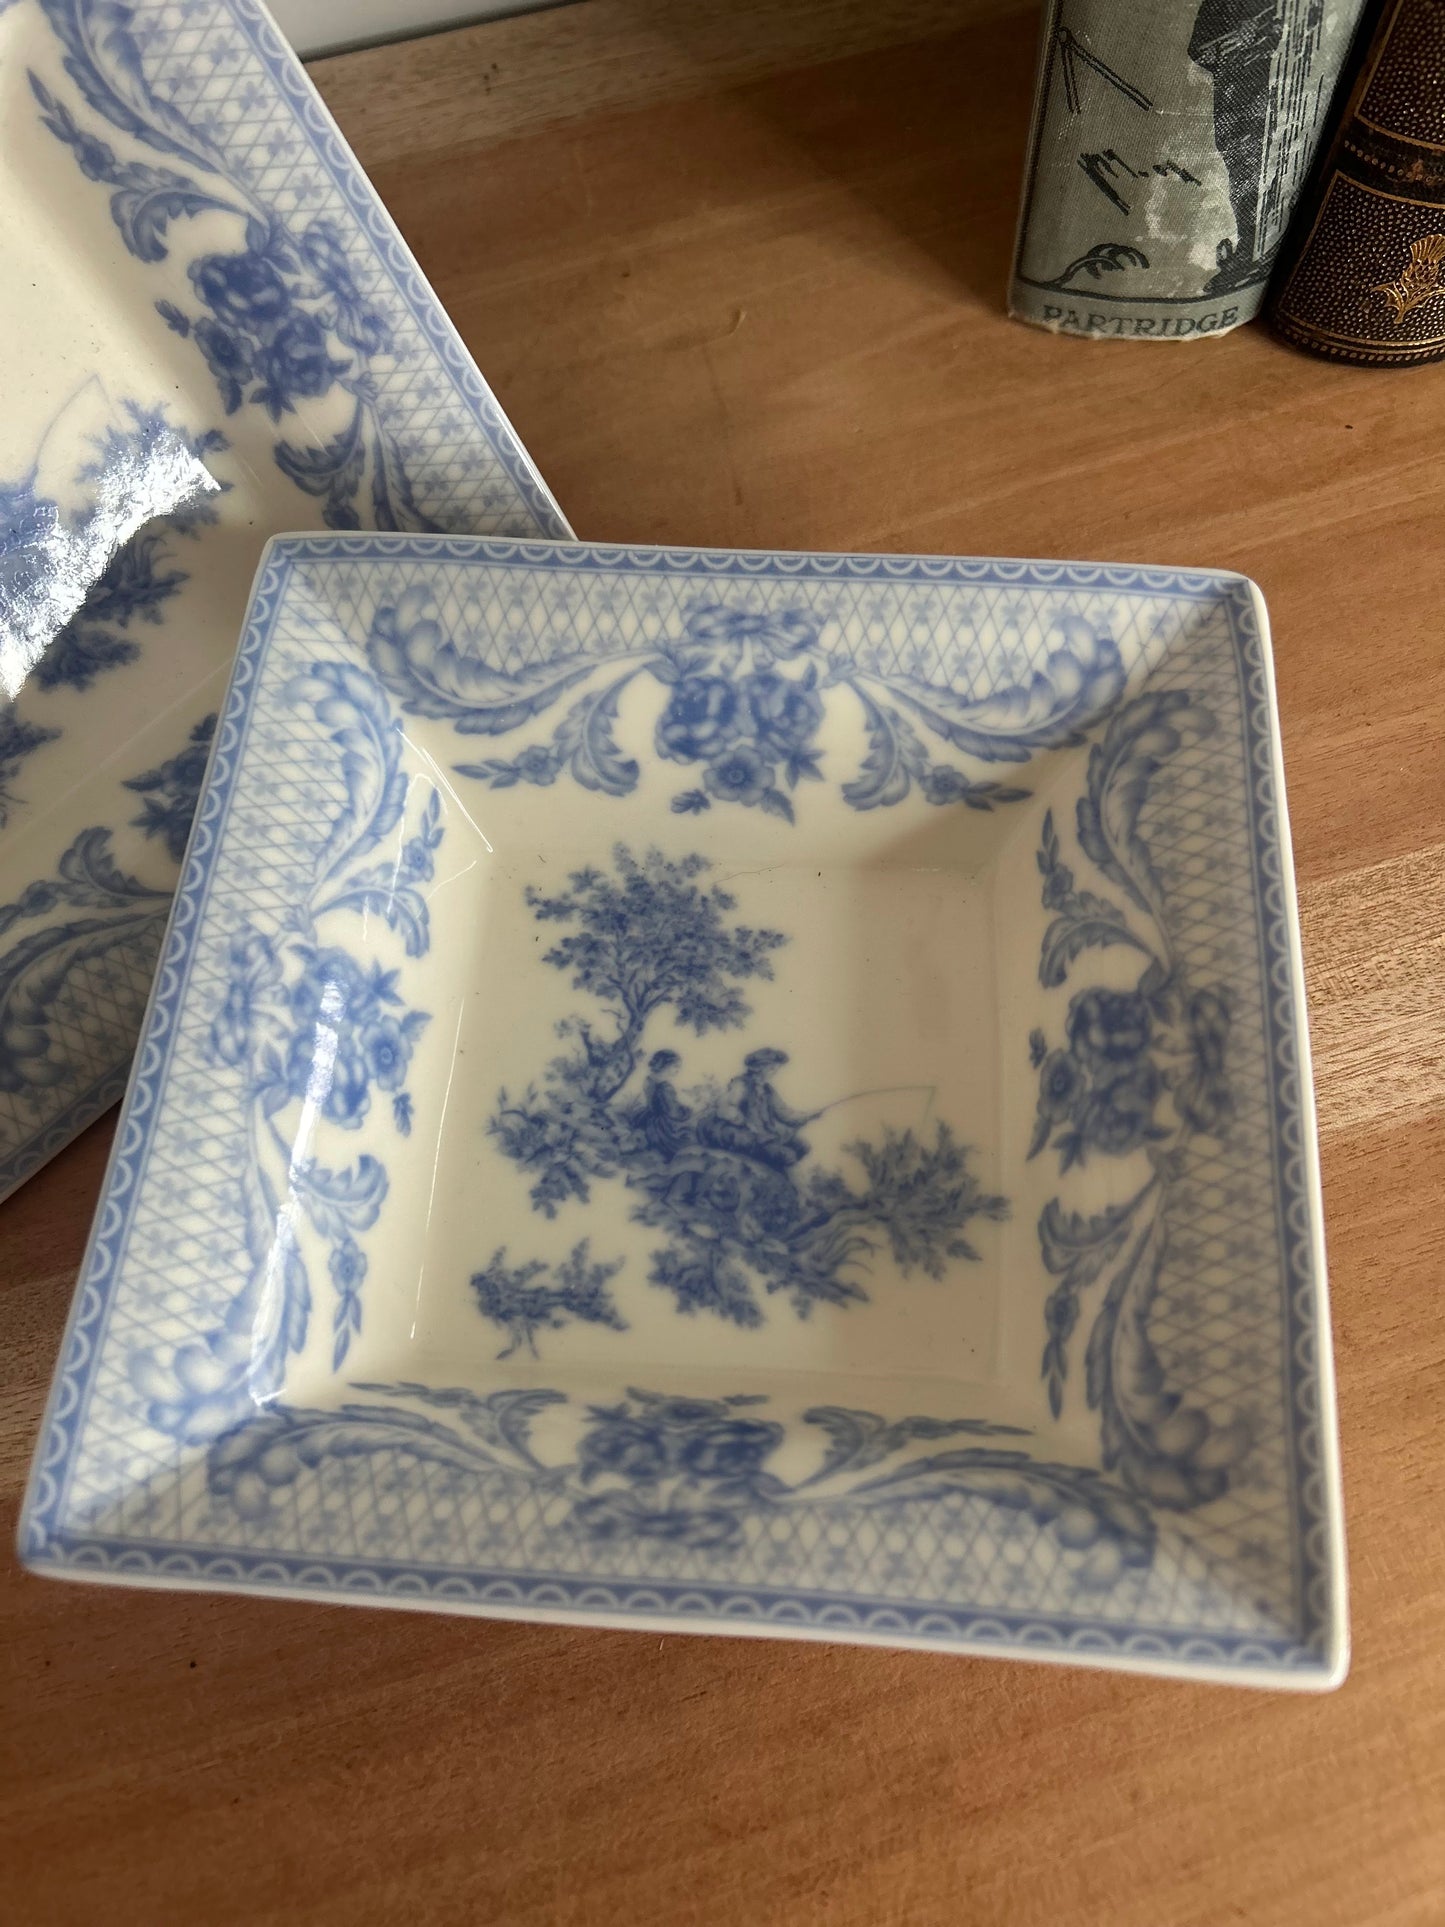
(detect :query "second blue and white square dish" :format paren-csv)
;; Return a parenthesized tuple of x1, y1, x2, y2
(0, 0, 568, 1201)
(20, 536, 1346, 1687)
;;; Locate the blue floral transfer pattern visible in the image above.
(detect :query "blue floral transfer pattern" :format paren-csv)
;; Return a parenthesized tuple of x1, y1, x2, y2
(28, 0, 433, 531)
(0, 713, 214, 1102)
(120, 712, 219, 862)
(368, 590, 1126, 822)
(0, 399, 224, 820)
(480, 846, 1007, 1345)
(137, 662, 444, 1419)
(18, 542, 1341, 1683)
(471, 1242, 628, 1361)
(1026, 693, 1250, 1510)
(202, 1382, 1154, 1586)
(0, 2, 566, 1205)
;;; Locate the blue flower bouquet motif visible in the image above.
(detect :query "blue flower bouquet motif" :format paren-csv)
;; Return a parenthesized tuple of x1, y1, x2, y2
(28, 0, 432, 530)
(1025, 692, 1250, 1508)
(201, 1381, 1157, 1588)
(366, 589, 1128, 823)
(129, 663, 442, 1437)
(478, 844, 1009, 1347)
(210, 934, 429, 1139)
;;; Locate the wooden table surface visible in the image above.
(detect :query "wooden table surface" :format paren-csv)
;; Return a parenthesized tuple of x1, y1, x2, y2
(6, 3, 1445, 1921)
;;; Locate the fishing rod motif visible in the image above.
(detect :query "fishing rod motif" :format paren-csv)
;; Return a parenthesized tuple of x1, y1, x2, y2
(477, 845, 1008, 1353)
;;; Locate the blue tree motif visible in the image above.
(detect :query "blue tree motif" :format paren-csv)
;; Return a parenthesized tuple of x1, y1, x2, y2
(366, 591, 1128, 823)
(483, 845, 1007, 1346)
(470, 1241, 628, 1358)
(1026, 692, 1249, 1509)
(27, 2, 432, 532)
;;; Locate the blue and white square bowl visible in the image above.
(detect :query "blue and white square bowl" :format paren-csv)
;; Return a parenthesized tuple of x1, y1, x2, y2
(0, 0, 567, 1202)
(20, 536, 1346, 1687)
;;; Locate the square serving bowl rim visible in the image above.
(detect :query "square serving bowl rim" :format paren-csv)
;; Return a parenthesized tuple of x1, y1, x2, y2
(0, 0, 572, 1207)
(19, 533, 1347, 1689)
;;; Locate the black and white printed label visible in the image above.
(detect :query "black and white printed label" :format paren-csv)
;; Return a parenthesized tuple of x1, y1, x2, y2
(1010, 0, 1367, 337)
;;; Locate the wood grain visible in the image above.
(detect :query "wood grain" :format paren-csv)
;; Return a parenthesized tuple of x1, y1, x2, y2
(310, 0, 1021, 162)
(7, 4, 1445, 1923)
(1303, 845, 1445, 1138)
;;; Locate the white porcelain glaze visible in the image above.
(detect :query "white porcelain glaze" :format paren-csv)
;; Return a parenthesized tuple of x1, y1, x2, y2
(0, 0, 567, 1199)
(21, 536, 1346, 1687)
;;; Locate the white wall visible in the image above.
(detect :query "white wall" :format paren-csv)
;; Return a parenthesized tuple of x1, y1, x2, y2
(267, 0, 544, 57)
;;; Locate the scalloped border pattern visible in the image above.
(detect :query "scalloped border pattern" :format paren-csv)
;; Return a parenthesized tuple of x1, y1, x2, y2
(225, 0, 569, 540)
(0, 0, 572, 1203)
(19, 540, 1341, 1683)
